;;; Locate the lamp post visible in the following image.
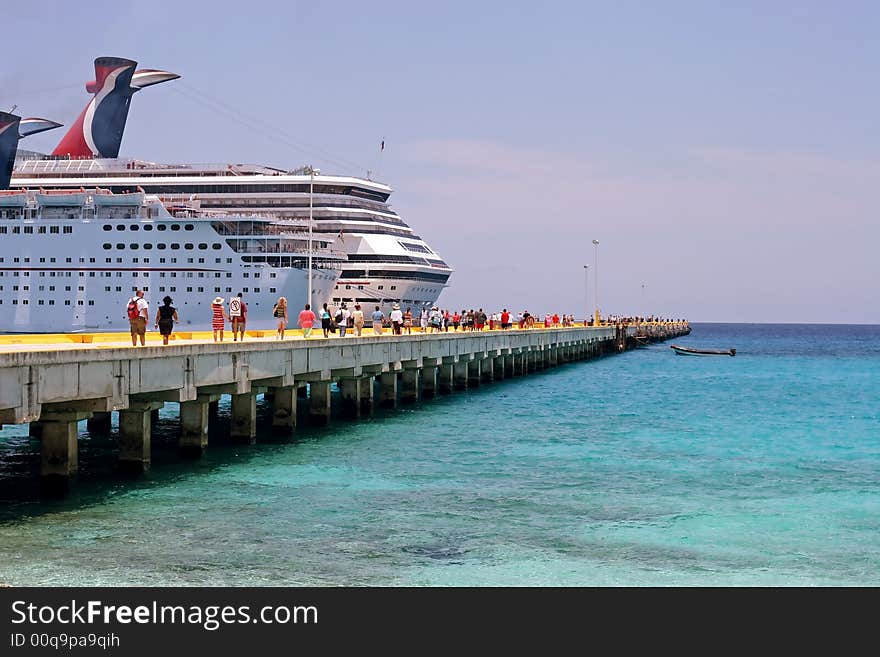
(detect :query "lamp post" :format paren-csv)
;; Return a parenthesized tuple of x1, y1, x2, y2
(592, 239, 599, 324)
(308, 166, 320, 309)
(583, 265, 589, 326)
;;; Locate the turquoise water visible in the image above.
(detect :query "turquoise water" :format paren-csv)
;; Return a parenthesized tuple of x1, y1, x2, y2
(1, 323, 878, 586)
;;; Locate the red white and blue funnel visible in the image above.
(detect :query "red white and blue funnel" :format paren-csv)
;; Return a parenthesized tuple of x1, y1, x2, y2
(0, 111, 62, 189)
(52, 56, 179, 159)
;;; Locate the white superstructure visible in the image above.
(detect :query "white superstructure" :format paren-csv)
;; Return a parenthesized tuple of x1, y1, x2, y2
(0, 187, 340, 332)
(12, 158, 453, 316)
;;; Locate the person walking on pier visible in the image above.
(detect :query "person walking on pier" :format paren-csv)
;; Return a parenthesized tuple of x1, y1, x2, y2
(372, 306, 385, 335)
(403, 307, 413, 334)
(352, 304, 365, 336)
(273, 296, 289, 339)
(298, 303, 316, 338)
(390, 303, 403, 335)
(320, 303, 332, 338)
(229, 293, 247, 342)
(126, 289, 149, 347)
(211, 296, 228, 342)
(337, 304, 350, 338)
(154, 296, 178, 346)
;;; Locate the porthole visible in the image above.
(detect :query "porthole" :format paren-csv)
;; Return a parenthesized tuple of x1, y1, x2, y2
(143, 244, 152, 250)
(170, 224, 181, 231)
(143, 225, 153, 231)
(102, 243, 111, 250)
(116, 243, 125, 250)
(198, 243, 208, 250)
(170, 243, 180, 250)
(116, 225, 125, 231)
(129, 224, 139, 231)
(157, 224, 167, 231)
(129, 244, 139, 250)
(184, 224, 194, 231)
(102, 225, 112, 231)
(184, 243, 194, 250)
(157, 243, 166, 250)
(212, 244, 222, 250)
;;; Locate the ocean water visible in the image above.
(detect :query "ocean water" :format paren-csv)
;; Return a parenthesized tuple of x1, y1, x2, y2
(0, 323, 878, 586)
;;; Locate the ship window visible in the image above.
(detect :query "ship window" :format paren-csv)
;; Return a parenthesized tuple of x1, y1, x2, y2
(143, 225, 153, 231)
(184, 224, 194, 231)
(186, 287, 192, 292)
(0, 227, 5, 234)
(143, 244, 152, 250)
(378, 285, 383, 290)
(116, 225, 125, 231)
(212, 244, 222, 250)
(391, 286, 396, 290)
(116, 243, 125, 250)
(170, 243, 180, 250)
(226, 287, 232, 293)
(253, 288, 260, 293)
(103, 225, 112, 231)
(157, 224, 167, 231)
(198, 243, 208, 250)
(129, 225, 139, 231)
(184, 243, 194, 250)
(63, 226, 72, 234)
(24, 226, 33, 234)
(88, 300, 94, 306)
(64, 300, 70, 306)
(170, 287, 176, 292)
(38, 226, 46, 234)
(270, 287, 276, 293)
(77, 300, 84, 306)
(157, 244, 166, 250)
(243, 288, 248, 293)
(171, 224, 181, 231)
(12, 227, 19, 234)
(129, 244, 139, 250)
(48, 300, 54, 305)
(103, 243, 112, 250)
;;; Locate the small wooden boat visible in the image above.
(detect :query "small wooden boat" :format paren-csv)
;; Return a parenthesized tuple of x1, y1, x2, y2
(670, 344, 736, 357)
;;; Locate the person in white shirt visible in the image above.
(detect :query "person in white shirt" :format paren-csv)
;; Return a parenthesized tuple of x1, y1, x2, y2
(390, 304, 404, 335)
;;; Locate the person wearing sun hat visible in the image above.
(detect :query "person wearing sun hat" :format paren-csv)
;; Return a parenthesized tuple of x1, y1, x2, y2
(390, 303, 403, 335)
(211, 296, 228, 342)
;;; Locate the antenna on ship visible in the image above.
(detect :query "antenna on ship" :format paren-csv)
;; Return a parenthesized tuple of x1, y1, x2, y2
(372, 137, 385, 181)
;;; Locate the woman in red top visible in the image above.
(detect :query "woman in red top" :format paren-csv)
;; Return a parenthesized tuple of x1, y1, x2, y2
(211, 296, 227, 342)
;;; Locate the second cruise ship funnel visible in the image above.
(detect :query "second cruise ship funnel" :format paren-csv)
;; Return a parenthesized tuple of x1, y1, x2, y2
(51, 56, 179, 159)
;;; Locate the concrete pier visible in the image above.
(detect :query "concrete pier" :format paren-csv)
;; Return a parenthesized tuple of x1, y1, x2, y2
(119, 403, 158, 472)
(379, 372, 398, 408)
(308, 381, 332, 425)
(271, 386, 296, 432)
(39, 413, 82, 484)
(230, 393, 257, 443)
(0, 323, 690, 491)
(180, 399, 210, 457)
(400, 368, 420, 404)
(339, 378, 361, 418)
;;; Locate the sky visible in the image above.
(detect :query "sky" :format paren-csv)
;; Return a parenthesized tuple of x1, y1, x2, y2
(3, 0, 878, 323)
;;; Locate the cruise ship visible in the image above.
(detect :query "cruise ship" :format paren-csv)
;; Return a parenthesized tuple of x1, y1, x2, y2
(0, 57, 341, 332)
(11, 57, 453, 318)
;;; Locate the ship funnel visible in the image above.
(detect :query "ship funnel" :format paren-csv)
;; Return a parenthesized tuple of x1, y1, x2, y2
(52, 56, 179, 159)
(0, 111, 62, 190)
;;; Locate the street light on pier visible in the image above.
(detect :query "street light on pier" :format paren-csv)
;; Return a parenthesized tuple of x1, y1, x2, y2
(308, 166, 320, 309)
(583, 265, 589, 326)
(592, 239, 600, 324)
